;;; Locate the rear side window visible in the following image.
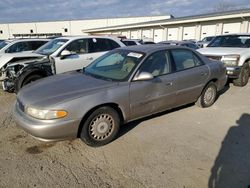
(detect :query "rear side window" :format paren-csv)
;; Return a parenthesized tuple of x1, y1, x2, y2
(171, 50, 203, 71)
(123, 41, 137, 46)
(88, 38, 120, 53)
(30, 41, 48, 50)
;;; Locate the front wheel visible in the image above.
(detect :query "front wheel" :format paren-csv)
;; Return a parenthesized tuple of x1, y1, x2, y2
(80, 106, 120, 147)
(196, 82, 217, 108)
(233, 63, 249, 87)
(15, 74, 43, 93)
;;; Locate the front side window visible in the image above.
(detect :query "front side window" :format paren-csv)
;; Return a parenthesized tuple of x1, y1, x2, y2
(171, 50, 203, 71)
(30, 41, 48, 50)
(64, 39, 88, 54)
(35, 39, 68, 55)
(139, 51, 171, 77)
(85, 50, 144, 81)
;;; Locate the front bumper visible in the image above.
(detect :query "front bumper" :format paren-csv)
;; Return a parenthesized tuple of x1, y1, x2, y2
(13, 102, 81, 141)
(217, 74, 228, 91)
(2, 79, 15, 92)
(225, 66, 241, 78)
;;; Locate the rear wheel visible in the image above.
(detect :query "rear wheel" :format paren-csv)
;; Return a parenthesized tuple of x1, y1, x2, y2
(233, 63, 249, 87)
(15, 74, 43, 93)
(196, 82, 217, 108)
(80, 106, 120, 147)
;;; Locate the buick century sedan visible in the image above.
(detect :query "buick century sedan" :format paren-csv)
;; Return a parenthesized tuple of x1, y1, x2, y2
(14, 45, 227, 147)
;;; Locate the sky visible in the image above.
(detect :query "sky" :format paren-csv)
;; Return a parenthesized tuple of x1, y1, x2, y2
(0, 0, 249, 23)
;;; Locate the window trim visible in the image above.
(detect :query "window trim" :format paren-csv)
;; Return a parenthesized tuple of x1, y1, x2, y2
(132, 49, 174, 80)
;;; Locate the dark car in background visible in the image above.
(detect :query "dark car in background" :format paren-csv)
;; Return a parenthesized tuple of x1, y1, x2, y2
(159, 40, 199, 50)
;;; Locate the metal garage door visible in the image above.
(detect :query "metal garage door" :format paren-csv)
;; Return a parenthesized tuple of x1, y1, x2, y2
(183, 26, 196, 40)
(142, 29, 151, 40)
(167, 28, 178, 40)
(121, 31, 130, 38)
(201, 25, 216, 40)
(223, 23, 241, 34)
(153, 29, 164, 43)
(131, 30, 141, 39)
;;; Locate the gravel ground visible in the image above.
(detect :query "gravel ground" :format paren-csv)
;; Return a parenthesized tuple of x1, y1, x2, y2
(0, 83, 250, 188)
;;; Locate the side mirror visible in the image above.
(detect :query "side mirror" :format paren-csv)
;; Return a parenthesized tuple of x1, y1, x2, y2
(60, 50, 73, 59)
(133, 72, 154, 81)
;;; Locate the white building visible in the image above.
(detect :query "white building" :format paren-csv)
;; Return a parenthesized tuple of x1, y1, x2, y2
(0, 15, 171, 39)
(0, 9, 250, 42)
(83, 9, 250, 42)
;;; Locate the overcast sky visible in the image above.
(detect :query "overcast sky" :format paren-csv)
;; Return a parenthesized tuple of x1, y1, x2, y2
(0, 0, 249, 23)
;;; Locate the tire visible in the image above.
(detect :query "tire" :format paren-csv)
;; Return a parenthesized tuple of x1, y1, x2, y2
(196, 82, 217, 108)
(233, 63, 250, 87)
(15, 74, 43, 93)
(80, 106, 120, 147)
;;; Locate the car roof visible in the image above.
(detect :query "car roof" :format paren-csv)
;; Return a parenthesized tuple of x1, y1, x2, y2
(215, 33, 250, 37)
(8, 38, 50, 41)
(118, 44, 191, 53)
(57, 35, 121, 41)
(160, 40, 193, 44)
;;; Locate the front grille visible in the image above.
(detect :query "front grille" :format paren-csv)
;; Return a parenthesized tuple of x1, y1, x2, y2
(17, 100, 25, 112)
(206, 56, 222, 61)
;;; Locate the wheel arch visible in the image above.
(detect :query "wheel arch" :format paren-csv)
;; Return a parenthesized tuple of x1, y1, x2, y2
(77, 103, 125, 138)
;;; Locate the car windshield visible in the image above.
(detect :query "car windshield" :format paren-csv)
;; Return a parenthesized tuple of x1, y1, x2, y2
(85, 49, 145, 82)
(0, 41, 10, 50)
(208, 35, 250, 48)
(35, 39, 68, 55)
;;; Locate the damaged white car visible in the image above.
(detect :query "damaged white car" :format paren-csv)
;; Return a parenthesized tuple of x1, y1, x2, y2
(1, 36, 125, 92)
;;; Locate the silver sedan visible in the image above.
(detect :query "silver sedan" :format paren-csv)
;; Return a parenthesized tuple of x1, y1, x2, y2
(14, 45, 227, 147)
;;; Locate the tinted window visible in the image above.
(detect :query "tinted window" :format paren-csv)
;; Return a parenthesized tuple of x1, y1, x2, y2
(123, 41, 137, 46)
(0, 41, 10, 50)
(6, 42, 33, 53)
(208, 35, 250, 48)
(88, 38, 120, 53)
(107, 39, 120, 49)
(30, 41, 48, 50)
(65, 39, 88, 54)
(171, 50, 203, 71)
(139, 51, 171, 77)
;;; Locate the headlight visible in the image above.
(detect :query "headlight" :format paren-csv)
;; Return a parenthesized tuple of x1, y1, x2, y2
(221, 55, 240, 66)
(25, 106, 68, 120)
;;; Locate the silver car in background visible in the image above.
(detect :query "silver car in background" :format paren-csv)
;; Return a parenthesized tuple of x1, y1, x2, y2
(14, 45, 227, 147)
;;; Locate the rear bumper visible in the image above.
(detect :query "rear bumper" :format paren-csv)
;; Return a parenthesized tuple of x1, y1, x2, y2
(13, 102, 81, 141)
(226, 66, 241, 78)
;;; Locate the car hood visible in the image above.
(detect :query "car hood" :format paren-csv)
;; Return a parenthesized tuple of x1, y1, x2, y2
(0, 52, 44, 69)
(197, 47, 249, 56)
(18, 72, 119, 108)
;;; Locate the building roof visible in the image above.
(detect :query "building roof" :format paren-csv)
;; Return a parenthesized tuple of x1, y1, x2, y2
(83, 8, 250, 33)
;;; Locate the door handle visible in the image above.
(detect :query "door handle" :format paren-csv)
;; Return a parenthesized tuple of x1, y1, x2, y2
(86, 57, 93, 60)
(165, 82, 173, 86)
(201, 72, 208, 76)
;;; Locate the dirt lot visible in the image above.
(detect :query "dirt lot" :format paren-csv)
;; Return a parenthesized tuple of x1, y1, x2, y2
(0, 83, 250, 188)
